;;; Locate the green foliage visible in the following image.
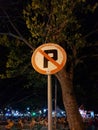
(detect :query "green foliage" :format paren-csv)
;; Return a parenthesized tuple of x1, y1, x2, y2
(23, 0, 98, 107)
(0, 35, 46, 88)
(0, 36, 10, 78)
(0, 36, 30, 78)
(23, 0, 98, 67)
(1, 0, 97, 83)
(0, 1, 97, 79)
(24, 1, 96, 43)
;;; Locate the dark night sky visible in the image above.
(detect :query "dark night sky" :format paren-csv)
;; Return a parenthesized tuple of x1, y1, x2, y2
(0, 0, 47, 109)
(0, 0, 98, 111)
(0, 77, 48, 110)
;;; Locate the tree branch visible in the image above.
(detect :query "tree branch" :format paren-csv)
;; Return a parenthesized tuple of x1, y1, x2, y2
(0, 32, 35, 50)
(84, 29, 98, 39)
(1, 9, 35, 51)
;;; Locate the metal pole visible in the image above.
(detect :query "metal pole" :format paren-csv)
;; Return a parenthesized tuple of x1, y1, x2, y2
(54, 77, 57, 130)
(48, 74, 52, 130)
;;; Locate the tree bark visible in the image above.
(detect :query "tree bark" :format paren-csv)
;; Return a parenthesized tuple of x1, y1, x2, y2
(55, 67, 85, 130)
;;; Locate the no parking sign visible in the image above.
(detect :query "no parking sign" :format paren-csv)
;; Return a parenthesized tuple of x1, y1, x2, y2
(31, 43, 67, 130)
(31, 43, 67, 74)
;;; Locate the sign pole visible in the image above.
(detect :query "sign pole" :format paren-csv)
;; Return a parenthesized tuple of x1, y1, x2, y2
(48, 74, 52, 130)
(54, 77, 57, 130)
(31, 43, 67, 130)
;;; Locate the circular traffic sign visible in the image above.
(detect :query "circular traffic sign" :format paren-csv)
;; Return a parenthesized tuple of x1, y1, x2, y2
(31, 43, 67, 75)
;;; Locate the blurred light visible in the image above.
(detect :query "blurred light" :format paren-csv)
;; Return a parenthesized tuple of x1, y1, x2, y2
(4, 108, 7, 110)
(61, 111, 64, 114)
(32, 112, 36, 116)
(7, 109, 10, 112)
(43, 109, 47, 113)
(39, 110, 42, 114)
(27, 107, 30, 111)
(91, 111, 94, 118)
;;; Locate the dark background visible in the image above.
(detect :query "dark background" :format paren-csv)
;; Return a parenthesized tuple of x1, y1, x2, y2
(0, 0, 98, 112)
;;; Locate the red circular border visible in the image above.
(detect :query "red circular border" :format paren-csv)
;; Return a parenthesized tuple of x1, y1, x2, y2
(31, 43, 67, 75)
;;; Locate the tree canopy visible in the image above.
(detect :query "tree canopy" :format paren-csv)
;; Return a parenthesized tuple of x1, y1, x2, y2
(0, 0, 98, 113)
(0, 0, 98, 129)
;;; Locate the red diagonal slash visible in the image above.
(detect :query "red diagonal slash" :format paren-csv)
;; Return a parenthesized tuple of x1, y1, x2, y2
(39, 49, 61, 69)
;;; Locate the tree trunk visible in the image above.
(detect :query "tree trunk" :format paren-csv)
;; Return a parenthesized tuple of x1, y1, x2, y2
(55, 67, 85, 130)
